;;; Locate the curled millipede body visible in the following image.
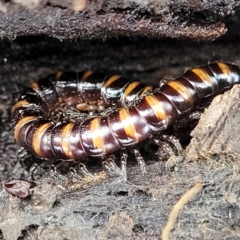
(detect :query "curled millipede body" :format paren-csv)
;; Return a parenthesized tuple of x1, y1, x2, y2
(12, 63, 240, 162)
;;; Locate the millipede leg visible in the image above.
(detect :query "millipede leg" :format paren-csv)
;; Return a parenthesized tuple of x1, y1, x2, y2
(17, 147, 30, 168)
(50, 161, 67, 180)
(69, 162, 94, 180)
(17, 147, 28, 161)
(29, 162, 39, 181)
(102, 155, 123, 178)
(78, 163, 94, 178)
(69, 167, 83, 180)
(29, 159, 50, 181)
(154, 133, 183, 157)
(69, 161, 82, 180)
(161, 134, 185, 168)
(154, 138, 175, 159)
(161, 134, 183, 155)
(76, 100, 106, 115)
(52, 103, 88, 123)
(120, 150, 128, 181)
(188, 111, 202, 120)
(50, 165, 59, 178)
(66, 110, 88, 122)
(132, 149, 146, 175)
(154, 136, 184, 168)
(173, 110, 202, 137)
(158, 79, 167, 89)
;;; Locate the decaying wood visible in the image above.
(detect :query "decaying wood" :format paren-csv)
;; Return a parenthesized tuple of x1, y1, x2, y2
(0, 0, 239, 41)
(0, 0, 240, 239)
(186, 85, 240, 161)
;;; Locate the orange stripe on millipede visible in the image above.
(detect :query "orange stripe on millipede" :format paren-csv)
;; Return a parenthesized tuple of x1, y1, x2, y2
(104, 75, 121, 88)
(61, 123, 75, 159)
(217, 63, 231, 76)
(122, 81, 140, 100)
(12, 100, 30, 111)
(145, 95, 166, 120)
(90, 118, 106, 152)
(82, 70, 94, 80)
(139, 86, 153, 97)
(191, 68, 213, 84)
(14, 116, 38, 141)
(32, 123, 52, 158)
(167, 81, 193, 103)
(119, 108, 137, 141)
(30, 82, 39, 89)
(55, 71, 63, 79)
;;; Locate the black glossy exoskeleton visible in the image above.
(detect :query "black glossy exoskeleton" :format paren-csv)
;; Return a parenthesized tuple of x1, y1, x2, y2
(12, 63, 240, 171)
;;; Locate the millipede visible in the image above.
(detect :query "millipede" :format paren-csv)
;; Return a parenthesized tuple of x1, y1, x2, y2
(12, 63, 240, 177)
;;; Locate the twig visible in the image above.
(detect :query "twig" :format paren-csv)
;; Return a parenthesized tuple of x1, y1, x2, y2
(161, 182, 203, 240)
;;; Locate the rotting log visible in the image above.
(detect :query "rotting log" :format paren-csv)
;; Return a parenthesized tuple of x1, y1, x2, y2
(0, 0, 240, 41)
(1, 0, 240, 239)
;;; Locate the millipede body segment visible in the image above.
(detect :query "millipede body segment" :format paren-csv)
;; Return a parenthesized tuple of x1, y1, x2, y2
(12, 63, 240, 161)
